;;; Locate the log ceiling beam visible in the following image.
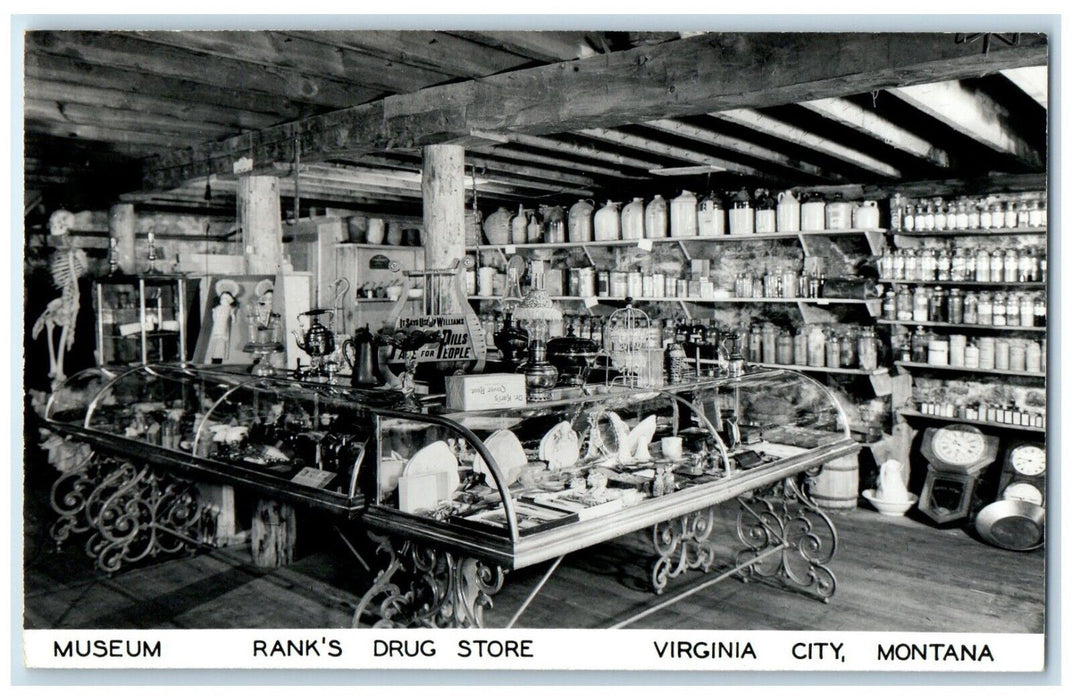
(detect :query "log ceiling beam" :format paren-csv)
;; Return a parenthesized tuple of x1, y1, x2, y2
(469, 144, 647, 181)
(505, 133, 666, 171)
(576, 127, 765, 177)
(887, 81, 1044, 168)
(798, 97, 951, 168)
(1000, 66, 1048, 108)
(714, 109, 903, 178)
(449, 31, 598, 62)
(642, 118, 846, 181)
(142, 32, 1047, 190)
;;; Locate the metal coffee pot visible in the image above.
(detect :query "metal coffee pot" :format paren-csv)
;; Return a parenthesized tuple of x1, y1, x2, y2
(342, 324, 382, 388)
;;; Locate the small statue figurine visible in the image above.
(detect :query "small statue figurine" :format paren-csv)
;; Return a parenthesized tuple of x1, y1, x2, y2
(207, 279, 240, 364)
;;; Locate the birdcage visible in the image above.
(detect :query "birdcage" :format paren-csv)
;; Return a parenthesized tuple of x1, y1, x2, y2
(605, 298, 664, 388)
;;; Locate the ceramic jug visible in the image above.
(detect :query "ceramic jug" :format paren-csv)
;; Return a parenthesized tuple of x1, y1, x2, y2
(826, 194, 853, 230)
(728, 188, 753, 235)
(754, 189, 776, 234)
(644, 194, 669, 238)
(670, 190, 698, 237)
(800, 192, 826, 231)
(776, 190, 800, 232)
(697, 192, 725, 236)
(568, 199, 594, 242)
(510, 205, 528, 245)
(366, 217, 386, 245)
(483, 206, 512, 245)
(853, 200, 880, 229)
(594, 200, 621, 241)
(621, 197, 645, 240)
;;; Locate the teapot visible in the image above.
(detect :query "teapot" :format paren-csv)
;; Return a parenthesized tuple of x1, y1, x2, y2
(293, 308, 336, 359)
(341, 324, 382, 388)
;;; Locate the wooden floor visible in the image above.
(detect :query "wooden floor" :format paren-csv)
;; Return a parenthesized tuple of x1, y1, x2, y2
(22, 482, 1045, 632)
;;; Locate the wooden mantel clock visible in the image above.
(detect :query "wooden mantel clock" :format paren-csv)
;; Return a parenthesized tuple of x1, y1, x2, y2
(918, 424, 1000, 524)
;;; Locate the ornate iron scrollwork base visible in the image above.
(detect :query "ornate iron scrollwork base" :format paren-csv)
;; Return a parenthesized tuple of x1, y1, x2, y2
(353, 532, 506, 628)
(49, 451, 207, 573)
(650, 506, 717, 594)
(734, 474, 838, 602)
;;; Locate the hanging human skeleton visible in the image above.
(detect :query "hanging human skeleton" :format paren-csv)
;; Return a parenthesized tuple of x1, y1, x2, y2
(32, 210, 89, 387)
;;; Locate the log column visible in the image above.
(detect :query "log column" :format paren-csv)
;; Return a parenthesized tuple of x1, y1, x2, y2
(108, 203, 136, 274)
(238, 174, 296, 567)
(421, 144, 466, 314)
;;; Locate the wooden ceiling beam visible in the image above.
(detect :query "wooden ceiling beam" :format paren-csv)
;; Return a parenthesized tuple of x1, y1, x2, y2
(887, 81, 1043, 168)
(25, 98, 235, 142)
(643, 118, 845, 181)
(26, 31, 382, 109)
(129, 30, 452, 95)
(798, 97, 950, 168)
(469, 144, 647, 180)
(282, 30, 534, 79)
(143, 32, 1047, 189)
(505, 134, 665, 170)
(26, 52, 313, 119)
(577, 127, 766, 177)
(25, 118, 207, 151)
(1000, 66, 1047, 108)
(714, 109, 903, 178)
(449, 31, 598, 62)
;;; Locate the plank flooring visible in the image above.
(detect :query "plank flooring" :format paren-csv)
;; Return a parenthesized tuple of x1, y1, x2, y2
(22, 482, 1045, 632)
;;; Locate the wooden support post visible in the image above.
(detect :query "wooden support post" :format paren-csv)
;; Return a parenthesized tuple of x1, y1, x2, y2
(421, 144, 466, 314)
(108, 203, 136, 274)
(238, 175, 285, 277)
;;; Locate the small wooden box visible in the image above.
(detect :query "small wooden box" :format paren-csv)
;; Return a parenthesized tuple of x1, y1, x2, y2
(445, 373, 527, 411)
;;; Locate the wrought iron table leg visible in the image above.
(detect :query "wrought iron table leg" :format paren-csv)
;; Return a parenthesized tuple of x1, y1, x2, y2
(650, 506, 717, 594)
(734, 474, 838, 602)
(354, 532, 506, 628)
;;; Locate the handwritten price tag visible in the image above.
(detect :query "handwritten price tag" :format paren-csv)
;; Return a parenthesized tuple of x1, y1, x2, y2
(637, 239, 654, 251)
(583, 296, 599, 308)
(505, 245, 517, 254)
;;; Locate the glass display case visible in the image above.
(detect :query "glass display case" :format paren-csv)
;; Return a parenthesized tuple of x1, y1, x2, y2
(92, 274, 199, 366)
(44, 364, 856, 625)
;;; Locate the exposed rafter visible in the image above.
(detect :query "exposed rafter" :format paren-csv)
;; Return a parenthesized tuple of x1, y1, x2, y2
(576, 128, 764, 177)
(887, 81, 1043, 168)
(798, 97, 950, 169)
(713, 109, 903, 179)
(1000, 66, 1048, 108)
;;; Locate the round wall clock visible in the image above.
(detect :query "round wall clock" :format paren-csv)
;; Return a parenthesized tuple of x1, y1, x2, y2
(996, 442, 1046, 507)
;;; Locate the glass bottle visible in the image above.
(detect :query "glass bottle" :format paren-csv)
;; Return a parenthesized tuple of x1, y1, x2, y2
(912, 286, 930, 322)
(991, 202, 1007, 229)
(934, 200, 947, 231)
(950, 248, 966, 281)
(980, 201, 993, 229)
(1019, 247, 1037, 282)
(1033, 294, 1046, 327)
(807, 325, 826, 367)
(1019, 293, 1035, 327)
(896, 286, 914, 321)
(1004, 201, 1019, 229)
(825, 332, 841, 368)
(841, 327, 857, 368)
(1018, 201, 1031, 228)
(977, 292, 993, 326)
(883, 290, 897, 320)
(903, 203, 916, 232)
(963, 291, 979, 325)
(1006, 293, 1021, 327)
(955, 200, 970, 229)
(911, 327, 929, 363)
(858, 327, 879, 371)
(964, 247, 977, 280)
(919, 247, 936, 281)
(921, 202, 935, 231)
(975, 248, 991, 282)
(776, 328, 794, 365)
(992, 292, 1007, 326)
(967, 200, 981, 229)
(793, 328, 808, 366)
(762, 323, 778, 364)
(892, 249, 906, 280)
(904, 249, 920, 281)
(936, 248, 951, 281)
(947, 288, 964, 325)
(1004, 247, 1019, 282)
(1028, 200, 1042, 227)
(929, 286, 946, 323)
(989, 248, 1004, 282)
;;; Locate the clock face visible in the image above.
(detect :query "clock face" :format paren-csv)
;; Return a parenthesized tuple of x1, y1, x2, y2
(931, 426, 988, 467)
(1003, 482, 1044, 505)
(1010, 445, 1046, 476)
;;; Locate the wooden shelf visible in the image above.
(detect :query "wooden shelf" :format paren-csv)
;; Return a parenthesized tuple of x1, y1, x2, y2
(891, 226, 1047, 237)
(472, 228, 885, 251)
(895, 361, 1045, 379)
(877, 319, 1046, 333)
(693, 358, 888, 376)
(899, 410, 1045, 434)
(879, 279, 1046, 289)
(470, 295, 875, 305)
(334, 242, 423, 250)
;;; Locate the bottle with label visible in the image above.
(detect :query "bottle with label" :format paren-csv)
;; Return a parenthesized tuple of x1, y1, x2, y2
(980, 202, 993, 229)
(936, 248, 951, 281)
(697, 192, 726, 236)
(950, 248, 967, 281)
(989, 248, 1004, 282)
(1018, 201, 1032, 227)
(919, 248, 936, 281)
(933, 200, 948, 231)
(1006, 293, 1021, 327)
(955, 200, 970, 229)
(1004, 248, 1019, 282)
(729, 189, 755, 235)
(921, 202, 935, 231)
(754, 189, 777, 233)
(883, 290, 897, 320)
(858, 327, 879, 371)
(892, 249, 906, 280)
(793, 328, 808, 366)
(904, 249, 920, 281)
(929, 286, 946, 323)
(992, 292, 1007, 326)
(807, 325, 826, 367)
(1004, 201, 1019, 228)
(1026, 341, 1042, 373)
(1034, 294, 1046, 327)
(977, 292, 993, 325)
(896, 286, 914, 321)
(975, 248, 991, 282)
(1028, 200, 1043, 227)
(963, 291, 979, 324)
(911, 327, 929, 363)
(761, 323, 778, 364)
(1019, 293, 1035, 327)
(825, 332, 841, 368)
(1019, 247, 1037, 282)
(967, 200, 982, 229)
(841, 327, 858, 368)
(903, 203, 916, 231)
(912, 286, 930, 322)
(947, 288, 964, 324)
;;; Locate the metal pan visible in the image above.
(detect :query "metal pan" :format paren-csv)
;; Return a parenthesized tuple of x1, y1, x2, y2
(974, 499, 1045, 551)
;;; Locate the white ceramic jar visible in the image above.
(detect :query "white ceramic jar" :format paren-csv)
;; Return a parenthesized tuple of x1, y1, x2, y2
(567, 199, 594, 243)
(852, 200, 880, 229)
(697, 192, 725, 236)
(776, 190, 800, 232)
(670, 190, 698, 237)
(645, 194, 669, 238)
(594, 201, 621, 241)
(621, 197, 645, 240)
(483, 206, 512, 246)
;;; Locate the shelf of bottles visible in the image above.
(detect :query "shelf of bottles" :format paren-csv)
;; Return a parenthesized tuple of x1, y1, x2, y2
(894, 361, 1045, 380)
(889, 190, 1046, 235)
(900, 409, 1045, 434)
(469, 295, 875, 305)
(93, 275, 189, 366)
(693, 358, 888, 377)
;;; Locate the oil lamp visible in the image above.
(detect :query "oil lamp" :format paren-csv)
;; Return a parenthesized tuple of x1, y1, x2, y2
(513, 261, 562, 401)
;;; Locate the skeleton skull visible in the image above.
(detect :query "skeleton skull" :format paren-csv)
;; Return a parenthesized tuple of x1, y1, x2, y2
(48, 209, 76, 237)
